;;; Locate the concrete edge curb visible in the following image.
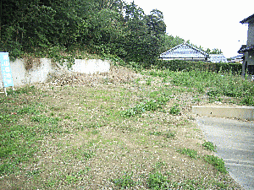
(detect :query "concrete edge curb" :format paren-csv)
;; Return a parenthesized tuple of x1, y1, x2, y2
(192, 106, 254, 121)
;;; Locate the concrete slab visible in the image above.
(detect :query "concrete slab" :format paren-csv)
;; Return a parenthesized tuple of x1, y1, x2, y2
(192, 106, 254, 120)
(196, 117, 254, 190)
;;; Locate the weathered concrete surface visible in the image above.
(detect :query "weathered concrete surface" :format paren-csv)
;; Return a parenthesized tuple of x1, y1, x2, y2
(196, 117, 254, 190)
(72, 59, 110, 74)
(192, 106, 254, 121)
(0, 58, 111, 88)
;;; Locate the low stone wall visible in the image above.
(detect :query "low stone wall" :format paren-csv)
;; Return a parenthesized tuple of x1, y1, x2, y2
(0, 58, 111, 88)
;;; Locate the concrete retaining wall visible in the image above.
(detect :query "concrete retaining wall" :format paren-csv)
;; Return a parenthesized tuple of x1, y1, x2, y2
(0, 58, 111, 88)
(72, 59, 110, 74)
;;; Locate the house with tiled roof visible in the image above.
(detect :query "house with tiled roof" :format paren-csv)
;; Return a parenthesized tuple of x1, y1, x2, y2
(160, 43, 227, 63)
(229, 54, 243, 63)
(159, 43, 209, 61)
(208, 54, 228, 63)
(238, 13, 254, 76)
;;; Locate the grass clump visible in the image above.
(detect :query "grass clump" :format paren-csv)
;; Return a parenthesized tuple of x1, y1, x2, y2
(17, 105, 40, 115)
(204, 155, 228, 174)
(177, 148, 198, 159)
(83, 150, 95, 160)
(169, 104, 181, 115)
(112, 172, 137, 188)
(121, 96, 169, 117)
(149, 130, 176, 139)
(202, 141, 216, 152)
(147, 171, 171, 189)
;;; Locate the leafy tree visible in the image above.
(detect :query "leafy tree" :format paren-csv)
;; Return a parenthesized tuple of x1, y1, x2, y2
(0, 0, 169, 64)
(210, 48, 222, 54)
(1, 0, 55, 56)
(146, 9, 166, 36)
(124, 1, 145, 21)
(190, 43, 223, 55)
(86, 8, 126, 56)
(161, 34, 185, 53)
(94, 0, 124, 11)
(123, 2, 167, 64)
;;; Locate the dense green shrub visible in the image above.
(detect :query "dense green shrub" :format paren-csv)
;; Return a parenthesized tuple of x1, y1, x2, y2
(154, 60, 242, 74)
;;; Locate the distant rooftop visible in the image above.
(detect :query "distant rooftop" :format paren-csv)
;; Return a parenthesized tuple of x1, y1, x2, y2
(238, 45, 254, 53)
(230, 54, 243, 60)
(208, 54, 228, 63)
(160, 43, 208, 60)
(240, 13, 254, 24)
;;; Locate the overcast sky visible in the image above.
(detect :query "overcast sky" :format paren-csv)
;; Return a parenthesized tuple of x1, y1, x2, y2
(125, 0, 253, 57)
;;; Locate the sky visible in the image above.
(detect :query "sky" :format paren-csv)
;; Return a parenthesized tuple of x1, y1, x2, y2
(124, 0, 254, 58)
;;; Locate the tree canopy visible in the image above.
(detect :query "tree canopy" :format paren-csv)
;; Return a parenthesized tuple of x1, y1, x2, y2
(0, 0, 223, 64)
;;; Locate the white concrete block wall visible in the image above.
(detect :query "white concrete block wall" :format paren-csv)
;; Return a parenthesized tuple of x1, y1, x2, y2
(8, 59, 27, 87)
(0, 58, 110, 88)
(27, 58, 54, 84)
(72, 59, 110, 74)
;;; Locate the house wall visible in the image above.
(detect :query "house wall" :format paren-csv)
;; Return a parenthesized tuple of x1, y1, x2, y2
(247, 22, 254, 46)
(242, 21, 254, 76)
(245, 51, 254, 65)
(242, 51, 254, 76)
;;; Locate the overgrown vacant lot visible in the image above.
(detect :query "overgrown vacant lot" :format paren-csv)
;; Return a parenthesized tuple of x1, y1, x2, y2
(1, 65, 253, 189)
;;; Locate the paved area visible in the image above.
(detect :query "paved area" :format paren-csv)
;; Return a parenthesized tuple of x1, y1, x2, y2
(196, 117, 254, 190)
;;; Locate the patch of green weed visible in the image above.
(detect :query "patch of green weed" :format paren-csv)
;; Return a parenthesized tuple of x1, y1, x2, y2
(0, 114, 17, 125)
(202, 141, 216, 152)
(31, 115, 60, 124)
(83, 150, 95, 160)
(240, 95, 254, 106)
(169, 104, 181, 115)
(177, 148, 198, 159)
(0, 124, 41, 175)
(65, 175, 78, 184)
(121, 96, 169, 117)
(7, 85, 36, 95)
(149, 131, 162, 136)
(147, 171, 171, 189)
(112, 172, 137, 188)
(146, 78, 152, 85)
(165, 131, 176, 138)
(149, 131, 176, 139)
(17, 105, 40, 115)
(204, 155, 228, 173)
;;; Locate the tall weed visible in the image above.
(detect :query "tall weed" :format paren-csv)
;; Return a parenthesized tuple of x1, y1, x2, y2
(147, 69, 254, 105)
